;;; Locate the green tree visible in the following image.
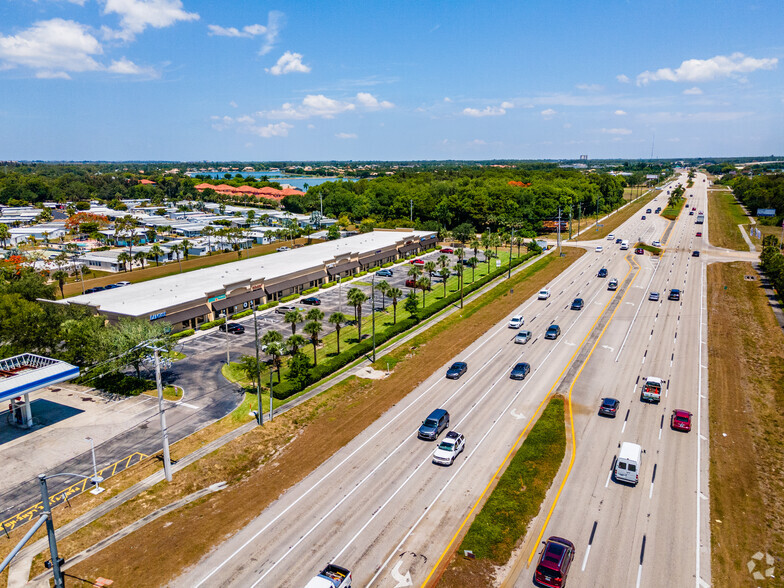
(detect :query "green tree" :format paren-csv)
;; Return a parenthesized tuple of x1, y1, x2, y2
(388, 287, 403, 324)
(376, 280, 390, 309)
(202, 225, 215, 255)
(169, 243, 182, 272)
(438, 267, 450, 297)
(181, 239, 192, 260)
(424, 260, 436, 283)
(468, 256, 478, 282)
(452, 222, 475, 247)
(403, 290, 419, 316)
(303, 320, 323, 365)
(284, 308, 303, 335)
(286, 351, 311, 389)
(238, 354, 263, 390)
(305, 307, 324, 323)
(328, 311, 347, 354)
(417, 276, 430, 308)
(261, 331, 284, 383)
(286, 334, 306, 355)
(347, 287, 369, 340)
(147, 244, 165, 267)
(0, 224, 10, 248)
(437, 254, 449, 270)
(52, 269, 68, 299)
(98, 317, 172, 379)
(117, 251, 132, 272)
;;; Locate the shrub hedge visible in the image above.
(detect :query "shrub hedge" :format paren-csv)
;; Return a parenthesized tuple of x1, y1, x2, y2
(199, 317, 226, 331)
(231, 309, 254, 319)
(320, 281, 337, 289)
(381, 262, 394, 268)
(280, 293, 300, 303)
(368, 266, 381, 273)
(302, 286, 320, 295)
(171, 328, 195, 340)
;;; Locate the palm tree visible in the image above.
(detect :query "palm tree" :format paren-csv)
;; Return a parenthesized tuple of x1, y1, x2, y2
(376, 280, 390, 309)
(388, 287, 403, 324)
(0, 224, 10, 248)
(284, 309, 303, 335)
(286, 334, 306, 355)
(147, 244, 165, 267)
(169, 243, 182, 272)
(469, 237, 480, 262)
(491, 232, 502, 258)
(303, 320, 323, 365)
(424, 261, 436, 283)
(484, 248, 493, 274)
(407, 265, 422, 287)
(117, 251, 131, 272)
(328, 312, 347, 354)
(437, 254, 449, 270)
(133, 250, 147, 270)
(417, 277, 431, 308)
(181, 239, 192, 260)
(468, 256, 478, 282)
(347, 287, 369, 341)
(438, 267, 450, 297)
(305, 307, 324, 323)
(265, 341, 284, 384)
(238, 355, 263, 390)
(52, 269, 68, 298)
(202, 226, 215, 255)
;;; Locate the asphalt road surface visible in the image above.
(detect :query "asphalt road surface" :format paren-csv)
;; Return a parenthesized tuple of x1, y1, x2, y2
(173, 176, 708, 587)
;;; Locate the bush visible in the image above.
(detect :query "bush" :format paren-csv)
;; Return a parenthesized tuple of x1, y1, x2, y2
(381, 262, 394, 268)
(280, 293, 300, 303)
(95, 372, 152, 396)
(356, 270, 368, 277)
(320, 281, 337, 289)
(199, 317, 226, 331)
(368, 266, 381, 273)
(231, 309, 254, 319)
(257, 301, 278, 311)
(302, 286, 320, 295)
(171, 328, 195, 340)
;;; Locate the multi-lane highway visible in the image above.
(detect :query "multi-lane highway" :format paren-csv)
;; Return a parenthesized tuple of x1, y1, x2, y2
(173, 174, 710, 587)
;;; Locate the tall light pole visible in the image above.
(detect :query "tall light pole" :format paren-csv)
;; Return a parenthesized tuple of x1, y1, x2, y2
(85, 437, 104, 494)
(224, 308, 231, 364)
(507, 228, 514, 279)
(153, 347, 172, 482)
(371, 274, 376, 362)
(253, 302, 263, 425)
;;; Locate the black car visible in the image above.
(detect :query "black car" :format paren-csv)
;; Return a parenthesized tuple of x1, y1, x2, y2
(641, 215, 647, 220)
(84, 287, 105, 294)
(598, 397, 620, 417)
(301, 297, 321, 305)
(545, 325, 561, 340)
(692, 250, 700, 257)
(446, 361, 468, 379)
(510, 362, 531, 380)
(597, 268, 608, 278)
(571, 298, 584, 310)
(220, 322, 245, 334)
(646, 209, 652, 214)
(615, 238, 623, 244)
(669, 288, 681, 301)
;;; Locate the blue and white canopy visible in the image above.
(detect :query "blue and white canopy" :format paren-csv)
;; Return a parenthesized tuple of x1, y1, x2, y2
(0, 354, 80, 403)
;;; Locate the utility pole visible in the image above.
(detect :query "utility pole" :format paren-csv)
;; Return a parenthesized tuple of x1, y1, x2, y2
(557, 208, 562, 257)
(224, 308, 230, 364)
(154, 348, 172, 482)
(568, 207, 573, 240)
(253, 302, 262, 425)
(371, 274, 376, 362)
(507, 228, 514, 279)
(410, 199, 413, 223)
(39, 476, 64, 588)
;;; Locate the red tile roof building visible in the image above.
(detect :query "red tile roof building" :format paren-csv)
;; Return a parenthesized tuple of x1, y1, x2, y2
(193, 183, 304, 201)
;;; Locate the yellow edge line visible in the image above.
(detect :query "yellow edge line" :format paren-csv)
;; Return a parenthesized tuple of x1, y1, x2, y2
(524, 253, 640, 567)
(422, 255, 636, 587)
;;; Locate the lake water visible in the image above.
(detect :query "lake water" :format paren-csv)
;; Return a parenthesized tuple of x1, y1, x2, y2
(185, 171, 357, 191)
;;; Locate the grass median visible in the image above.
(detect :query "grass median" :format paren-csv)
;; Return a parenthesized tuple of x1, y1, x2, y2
(437, 396, 566, 587)
(661, 197, 686, 220)
(707, 188, 750, 250)
(708, 262, 784, 587)
(574, 190, 660, 241)
(14, 249, 584, 587)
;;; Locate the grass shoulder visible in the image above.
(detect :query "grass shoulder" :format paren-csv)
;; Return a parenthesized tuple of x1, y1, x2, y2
(574, 190, 660, 241)
(707, 188, 750, 251)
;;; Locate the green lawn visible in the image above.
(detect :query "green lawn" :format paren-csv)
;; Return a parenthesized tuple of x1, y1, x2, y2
(708, 189, 750, 250)
(661, 197, 686, 220)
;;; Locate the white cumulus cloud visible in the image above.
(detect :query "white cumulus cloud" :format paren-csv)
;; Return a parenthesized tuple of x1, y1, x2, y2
(601, 128, 632, 135)
(335, 132, 357, 139)
(636, 52, 777, 86)
(462, 103, 511, 117)
(257, 92, 393, 120)
(101, 0, 199, 42)
(248, 121, 293, 138)
(355, 92, 394, 110)
(614, 109, 627, 116)
(683, 86, 703, 95)
(208, 24, 265, 38)
(266, 51, 311, 75)
(616, 74, 630, 84)
(576, 83, 604, 92)
(208, 11, 283, 56)
(540, 108, 557, 119)
(107, 57, 157, 76)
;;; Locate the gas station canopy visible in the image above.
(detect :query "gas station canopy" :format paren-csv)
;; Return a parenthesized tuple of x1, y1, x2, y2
(0, 354, 80, 404)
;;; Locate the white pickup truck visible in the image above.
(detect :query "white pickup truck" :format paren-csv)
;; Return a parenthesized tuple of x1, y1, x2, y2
(305, 564, 352, 588)
(640, 376, 662, 403)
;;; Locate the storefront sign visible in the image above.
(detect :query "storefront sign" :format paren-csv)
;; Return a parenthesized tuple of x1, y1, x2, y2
(150, 311, 167, 320)
(207, 294, 226, 303)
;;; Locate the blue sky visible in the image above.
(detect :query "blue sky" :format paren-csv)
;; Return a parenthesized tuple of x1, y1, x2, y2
(0, 0, 782, 161)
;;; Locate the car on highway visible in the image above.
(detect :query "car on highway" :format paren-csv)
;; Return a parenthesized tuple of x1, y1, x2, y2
(671, 409, 692, 432)
(615, 238, 623, 244)
(534, 536, 575, 588)
(219, 322, 245, 334)
(538, 288, 551, 300)
(440, 247, 454, 254)
(608, 278, 618, 290)
(597, 267, 608, 278)
(696, 231, 702, 237)
(375, 268, 394, 277)
(598, 397, 620, 417)
(276, 305, 298, 314)
(655, 207, 661, 214)
(305, 563, 352, 588)
(570, 298, 584, 310)
(646, 208, 652, 214)
(692, 250, 700, 257)
(514, 330, 532, 344)
(595, 245, 603, 253)
(115, 281, 131, 287)
(684, 204, 689, 208)
(545, 325, 561, 340)
(652, 240, 661, 247)
(418, 408, 450, 440)
(635, 247, 645, 255)
(409, 258, 425, 265)
(607, 233, 615, 240)
(301, 297, 321, 306)
(510, 362, 531, 380)
(508, 315, 524, 329)
(668, 288, 681, 301)
(446, 361, 468, 379)
(432, 431, 465, 466)
(649, 291, 660, 301)
(276, 246, 290, 252)
(641, 215, 647, 220)
(689, 210, 695, 215)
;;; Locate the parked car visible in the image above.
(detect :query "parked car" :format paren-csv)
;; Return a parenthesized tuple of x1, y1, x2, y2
(405, 278, 431, 289)
(220, 322, 245, 334)
(671, 409, 692, 432)
(418, 409, 449, 440)
(376, 269, 394, 277)
(508, 315, 524, 329)
(84, 287, 105, 294)
(276, 305, 297, 314)
(276, 246, 290, 252)
(598, 397, 620, 417)
(103, 284, 121, 290)
(570, 298, 584, 310)
(597, 268, 608, 278)
(595, 245, 603, 253)
(115, 281, 131, 287)
(440, 247, 454, 254)
(692, 250, 700, 257)
(410, 258, 425, 265)
(668, 288, 681, 301)
(538, 288, 551, 300)
(534, 536, 575, 588)
(514, 330, 532, 344)
(510, 362, 531, 380)
(432, 431, 465, 465)
(446, 361, 468, 379)
(301, 297, 321, 306)
(649, 291, 660, 301)
(608, 278, 618, 290)
(635, 247, 645, 255)
(545, 325, 561, 340)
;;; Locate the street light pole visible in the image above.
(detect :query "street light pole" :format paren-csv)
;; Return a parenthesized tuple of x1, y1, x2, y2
(85, 437, 104, 494)
(224, 308, 230, 365)
(153, 348, 172, 482)
(371, 274, 376, 362)
(38, 475, 64, 588)
(253, 302, 263, 425)
(507, 228, 514, 279)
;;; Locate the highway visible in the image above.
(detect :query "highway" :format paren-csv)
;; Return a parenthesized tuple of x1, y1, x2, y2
(173, 175, 707, 588)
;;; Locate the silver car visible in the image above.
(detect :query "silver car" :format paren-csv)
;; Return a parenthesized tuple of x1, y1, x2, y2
(649, 291, 660, 301)
(514, 330, 532, 344)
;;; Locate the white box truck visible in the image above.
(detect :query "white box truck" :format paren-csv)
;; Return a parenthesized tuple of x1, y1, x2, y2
(615, 442, 642, 486)
(640, 376, 662, 403)
(305, 564, 352, 588)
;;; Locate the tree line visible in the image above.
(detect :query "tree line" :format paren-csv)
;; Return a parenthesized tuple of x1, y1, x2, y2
(730, 174, 784, 225)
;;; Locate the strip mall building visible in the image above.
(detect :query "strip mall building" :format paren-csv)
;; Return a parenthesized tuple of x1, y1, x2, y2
(58, 229, 437, 331)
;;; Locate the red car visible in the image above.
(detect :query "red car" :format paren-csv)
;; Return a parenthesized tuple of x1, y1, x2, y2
(440, 247, 454, 254)
(410, 258, 425, 265)
(405, 278, 431, 289)
(671, 409, 692, 432)
(534, 536, 575, 587)
(696, 232, 702, 237)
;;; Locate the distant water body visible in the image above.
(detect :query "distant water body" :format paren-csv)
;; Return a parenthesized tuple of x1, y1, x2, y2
(185, 171, 357, 191)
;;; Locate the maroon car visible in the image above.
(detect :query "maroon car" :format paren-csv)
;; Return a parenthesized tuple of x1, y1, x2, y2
(534, 536, 575, 587)
(671, 409, 692, 432)
(440, 247, 454, 254)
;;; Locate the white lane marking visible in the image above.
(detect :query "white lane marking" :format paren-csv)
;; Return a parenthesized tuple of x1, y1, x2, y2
(696, 263, 706, 588)
(510, 409, 526, 420)
(175, 402, 200, 409)
(605, 469, 612, 488)
(622, 420, 627, 434)
(581, 544, 592, 572)
(615, 254, 663, 362)
(649, 480, 654, 499)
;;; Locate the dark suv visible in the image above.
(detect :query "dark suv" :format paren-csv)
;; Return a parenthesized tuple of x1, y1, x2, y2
(220, 322, 245, 334)
(669, 288, 681, 301)
(545, 325, 561, 340)
(597, 268, 608, 278)
(510, 362, 531, 380)
(418, 409, 449, 440)
(534, 536, 575, 588)
(446, 362, 467, 379)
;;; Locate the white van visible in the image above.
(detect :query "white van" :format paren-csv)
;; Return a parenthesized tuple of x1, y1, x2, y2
(508, 315, 524, 329)
(620, 240, 629, 250)
(615, 442, 642, 486)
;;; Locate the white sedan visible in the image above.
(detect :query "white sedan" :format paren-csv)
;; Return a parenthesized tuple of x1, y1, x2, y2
(595, 245, 603, 252)
(432, 431, 465, 466)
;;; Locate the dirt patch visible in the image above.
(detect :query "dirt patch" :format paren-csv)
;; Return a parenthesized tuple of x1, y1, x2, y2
(708, 262, 784, 587)
(434, 554, 499, 588)
(30, 249, 583, 587)
(355, 366, 388, 379)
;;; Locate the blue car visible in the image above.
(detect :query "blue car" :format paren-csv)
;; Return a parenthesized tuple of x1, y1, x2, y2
(376, 269, 394, 277)
(446, 362, 468, 379)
